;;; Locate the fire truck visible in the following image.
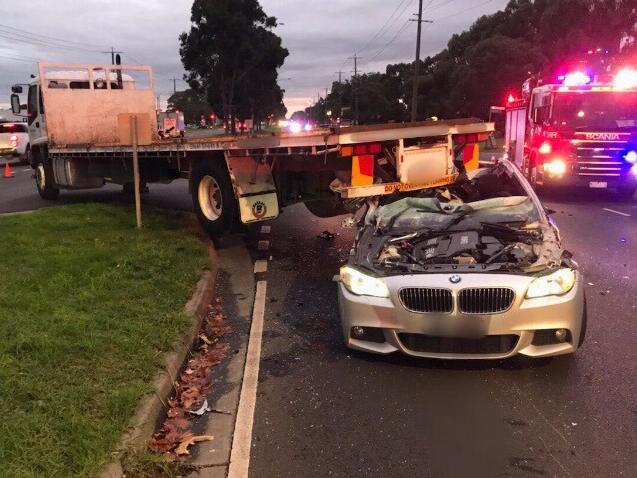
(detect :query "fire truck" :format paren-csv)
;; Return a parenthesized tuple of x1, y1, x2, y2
(504, 67, 637, 199)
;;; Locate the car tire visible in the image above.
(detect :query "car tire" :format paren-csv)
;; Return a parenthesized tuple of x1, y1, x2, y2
(616, 185, 636, 201)
(20, 146, 30, 166)
(35, 158, 60, 200)
(191, 160, 237, 237)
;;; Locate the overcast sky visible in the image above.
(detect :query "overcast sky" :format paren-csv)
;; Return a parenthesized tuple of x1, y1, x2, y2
(0, 0, 509, 115)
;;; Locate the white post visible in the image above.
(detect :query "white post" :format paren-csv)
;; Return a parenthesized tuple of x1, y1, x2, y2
(130, 115, 142, 229)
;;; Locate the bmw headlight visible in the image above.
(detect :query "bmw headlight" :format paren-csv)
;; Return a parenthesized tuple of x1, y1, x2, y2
(526, 268, 576, 299)
(340, 266, 390, 298)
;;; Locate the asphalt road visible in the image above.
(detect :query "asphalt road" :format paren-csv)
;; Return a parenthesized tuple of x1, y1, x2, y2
(0, 162, 192, 215)
(248, 190, 637, 478)
(2, 166, 636, 477)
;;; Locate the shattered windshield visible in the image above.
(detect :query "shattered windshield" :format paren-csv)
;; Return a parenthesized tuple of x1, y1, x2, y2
(377, 196, 539, 233)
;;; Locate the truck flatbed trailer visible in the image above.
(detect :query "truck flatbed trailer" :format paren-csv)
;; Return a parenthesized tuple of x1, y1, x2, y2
(11, 62, 494, 236)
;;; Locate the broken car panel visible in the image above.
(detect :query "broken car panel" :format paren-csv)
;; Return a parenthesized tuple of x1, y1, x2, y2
(338, 161, 586, 359)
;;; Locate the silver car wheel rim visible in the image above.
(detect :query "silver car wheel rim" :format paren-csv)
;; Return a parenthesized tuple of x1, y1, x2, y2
(198, 175, 223, 221)
(36, 163, 46, 190)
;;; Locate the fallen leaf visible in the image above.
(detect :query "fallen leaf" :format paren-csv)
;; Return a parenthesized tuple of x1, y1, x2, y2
(175, 434, 214, 455)
(199, 334, 212, 345)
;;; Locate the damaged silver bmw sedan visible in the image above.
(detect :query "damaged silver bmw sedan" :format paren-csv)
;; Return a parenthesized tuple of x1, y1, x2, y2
(338, 161, 586, 359)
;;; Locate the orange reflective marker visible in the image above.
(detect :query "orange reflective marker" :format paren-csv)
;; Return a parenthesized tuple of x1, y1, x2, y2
(463, 143, 480, 172)
(351, 155, 374, 186)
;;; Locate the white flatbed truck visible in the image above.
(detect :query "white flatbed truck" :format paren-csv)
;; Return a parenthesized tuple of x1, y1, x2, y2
(10, 62, 494, 236)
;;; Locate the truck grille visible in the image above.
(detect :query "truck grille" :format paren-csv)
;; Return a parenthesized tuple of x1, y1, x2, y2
(574, 139, 629, 177)
(398, 333, 518, 355)
(458, 288, 515, 314)
(399, 288, 453, 313)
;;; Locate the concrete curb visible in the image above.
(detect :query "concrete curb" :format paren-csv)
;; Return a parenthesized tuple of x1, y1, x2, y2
(100, 241, 218, 478)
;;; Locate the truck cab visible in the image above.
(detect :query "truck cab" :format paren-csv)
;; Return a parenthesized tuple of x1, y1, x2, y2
(509, 69, 637, 199)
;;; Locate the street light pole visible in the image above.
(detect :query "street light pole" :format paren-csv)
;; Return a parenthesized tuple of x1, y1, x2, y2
(410, 2, 433, 122)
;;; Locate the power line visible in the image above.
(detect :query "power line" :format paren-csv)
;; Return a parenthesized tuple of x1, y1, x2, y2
(0, 29, 105, 54)
(0, 54, 39, 63)
(365, 0, 435, 66)
(367, 20, 413, 64)
(354, 0, 413, 55)
(0, 23, 106, 49)
(433, 0, 494, 21)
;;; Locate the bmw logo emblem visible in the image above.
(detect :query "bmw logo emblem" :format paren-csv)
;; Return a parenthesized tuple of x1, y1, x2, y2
(449, 275, 461, 284)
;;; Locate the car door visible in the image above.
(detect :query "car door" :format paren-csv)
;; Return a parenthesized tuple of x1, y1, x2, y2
(27, 84, 48, 148)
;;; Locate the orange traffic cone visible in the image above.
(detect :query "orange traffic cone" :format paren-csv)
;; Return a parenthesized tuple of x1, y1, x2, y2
(3, 162, 14, 178)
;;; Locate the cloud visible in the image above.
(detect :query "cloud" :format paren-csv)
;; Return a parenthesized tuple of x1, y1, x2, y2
(0, 0, 509, 114)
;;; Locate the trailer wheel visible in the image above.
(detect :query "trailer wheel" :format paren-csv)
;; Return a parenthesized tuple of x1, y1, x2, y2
(192, 161, 236, 237)
(35, 158, 60, 200)
(304, 199, 347, 218)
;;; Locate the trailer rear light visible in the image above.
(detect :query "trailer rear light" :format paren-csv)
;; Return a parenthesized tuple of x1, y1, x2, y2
(354, 144, 367, 155)
(454, 133, 489, 144)
(341, 143, 382, 157)
(538, 142, 552, 155)
(368, 143, 382, 154)
(340, 145, 354, 156)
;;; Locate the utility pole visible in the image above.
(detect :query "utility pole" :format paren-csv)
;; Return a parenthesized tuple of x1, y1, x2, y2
(102, 47, 123, 65)
(409, 2, 433, 122)
(169, 78, 181, 95)
(335, 70, 344, 83)
(348, 54, 361, 125)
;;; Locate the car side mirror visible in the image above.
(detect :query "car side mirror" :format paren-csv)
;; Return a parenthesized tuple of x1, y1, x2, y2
(10, 93, 21, 115)
(11, 85, 23, 94)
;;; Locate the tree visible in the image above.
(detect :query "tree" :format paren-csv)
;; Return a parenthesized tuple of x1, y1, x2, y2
(179, 0, 288, 132)
(167, 89, 214, 124)
(307, 0, 636, 124)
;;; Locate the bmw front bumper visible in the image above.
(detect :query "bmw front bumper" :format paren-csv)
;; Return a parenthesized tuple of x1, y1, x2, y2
(337, 272, 585, 359)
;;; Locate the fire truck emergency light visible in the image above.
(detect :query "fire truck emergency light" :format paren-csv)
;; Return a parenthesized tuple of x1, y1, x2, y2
(614, 69, 637, 89)
(563, 72, 591, 86)
(625, 150, 637, 165)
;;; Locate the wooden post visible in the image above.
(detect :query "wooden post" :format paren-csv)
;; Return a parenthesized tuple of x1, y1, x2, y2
(130, 115, 142, 229)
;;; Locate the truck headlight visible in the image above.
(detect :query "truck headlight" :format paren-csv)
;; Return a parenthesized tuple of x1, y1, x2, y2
(526, 268, 576, 299)
(340, 266, 390, 298)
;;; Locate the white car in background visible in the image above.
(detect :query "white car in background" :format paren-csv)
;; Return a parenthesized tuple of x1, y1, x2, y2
(0, 122, 30, 164)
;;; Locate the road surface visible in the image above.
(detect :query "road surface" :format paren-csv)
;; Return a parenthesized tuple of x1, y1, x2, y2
(247, 190, 637, 478)
(2, 167, 635, 477)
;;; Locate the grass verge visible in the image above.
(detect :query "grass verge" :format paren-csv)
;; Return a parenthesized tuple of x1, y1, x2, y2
(0, 203, 208, 477)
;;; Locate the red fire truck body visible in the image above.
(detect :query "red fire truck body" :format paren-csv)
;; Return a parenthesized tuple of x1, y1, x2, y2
(505, 69, 637, 199)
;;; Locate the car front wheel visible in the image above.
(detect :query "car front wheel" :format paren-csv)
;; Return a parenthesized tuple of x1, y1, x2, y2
(35, 160, 60, 200)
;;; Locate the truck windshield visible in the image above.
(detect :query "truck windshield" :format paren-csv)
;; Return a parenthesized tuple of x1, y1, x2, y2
(552, 91, 637, 130)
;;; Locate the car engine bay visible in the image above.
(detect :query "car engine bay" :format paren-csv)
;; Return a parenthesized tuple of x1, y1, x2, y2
(349, 162, 566, 275)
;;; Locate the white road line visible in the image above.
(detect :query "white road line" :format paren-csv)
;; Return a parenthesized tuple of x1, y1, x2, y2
(228, 280, 267, 478)
(602, 207, 631, 217)
(253, 259, 268, 274)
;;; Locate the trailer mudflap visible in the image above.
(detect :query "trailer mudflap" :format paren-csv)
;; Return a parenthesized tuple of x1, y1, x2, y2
(238, 192, 279, 224)
(225, 153, 280, 224)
